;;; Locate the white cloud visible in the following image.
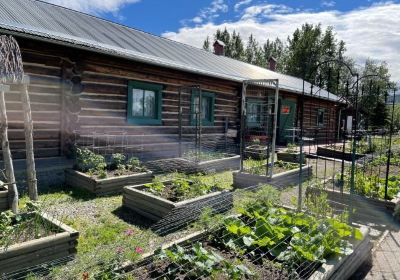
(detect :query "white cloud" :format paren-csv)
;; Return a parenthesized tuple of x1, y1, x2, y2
(184, 0, 228, 25)
(42, 0, 140, 14)
(163, 3, 400, 81)
(241, 3, 293, 20)
(234, 0, 252, 12)
(321, 1, 336, 8)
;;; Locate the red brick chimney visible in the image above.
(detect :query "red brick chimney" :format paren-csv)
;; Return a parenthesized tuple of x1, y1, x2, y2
(213, 40, 225, 56)
(268, 57, 277, 71)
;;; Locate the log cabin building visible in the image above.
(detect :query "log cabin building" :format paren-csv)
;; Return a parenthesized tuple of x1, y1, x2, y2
(0, 0, 343, 187)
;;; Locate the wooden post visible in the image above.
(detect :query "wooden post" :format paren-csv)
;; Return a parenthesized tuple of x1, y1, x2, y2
(20, 75, 38, 200)
(0, 84, 18, 213)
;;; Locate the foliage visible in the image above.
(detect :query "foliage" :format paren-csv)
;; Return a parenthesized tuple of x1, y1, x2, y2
(341, 170, 400, 200)
(285, 143, 298, 153)
(75, 148, 107, 174)
(109, 153, 126, 170)
(74, 148, 147, 177)
(144, 175, 225, 200)
(183, 150, 228, 162)
(220, 205, 362, 268)
(155, 243, 253, 280)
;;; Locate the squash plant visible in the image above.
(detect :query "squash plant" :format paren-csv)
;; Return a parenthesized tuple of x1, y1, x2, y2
(219, 205, 362, 268)
(155, 243, 253, 279)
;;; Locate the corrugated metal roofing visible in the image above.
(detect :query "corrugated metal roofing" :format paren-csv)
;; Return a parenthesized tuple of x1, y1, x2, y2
(0, 0, 340, 102)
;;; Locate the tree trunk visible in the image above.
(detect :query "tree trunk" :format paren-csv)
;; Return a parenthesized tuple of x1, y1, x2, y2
(0, 85, 18, 213)
(20, 77, 38, 201)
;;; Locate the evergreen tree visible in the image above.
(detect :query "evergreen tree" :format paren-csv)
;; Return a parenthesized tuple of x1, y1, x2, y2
(202, 36, 211, 52)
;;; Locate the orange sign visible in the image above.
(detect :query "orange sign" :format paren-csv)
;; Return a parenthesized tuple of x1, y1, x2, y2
(281, 105, 290, 114)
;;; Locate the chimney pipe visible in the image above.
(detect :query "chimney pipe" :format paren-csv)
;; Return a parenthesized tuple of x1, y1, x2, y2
(213, 40, 225, 56)
(268, 57, 277, 71)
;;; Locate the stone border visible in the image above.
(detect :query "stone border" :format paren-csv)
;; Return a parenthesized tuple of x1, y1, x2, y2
(0, 186, 8, 211)
(123, 182, 233, 233)
(65, 169, 154, 195)
(317, 146, 365, 161)
(233, 165, 313, 189)
(277, 152, 306, 164)
(306, 187, 399, 215)
(120, 225, 370, 280)
(0, 212, 79, 275)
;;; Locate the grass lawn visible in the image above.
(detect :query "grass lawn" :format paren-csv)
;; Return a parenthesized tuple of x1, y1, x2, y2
(20, 171, 234, 279)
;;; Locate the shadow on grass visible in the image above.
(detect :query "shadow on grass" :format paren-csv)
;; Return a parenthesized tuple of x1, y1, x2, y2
(112, 206, 155, 230)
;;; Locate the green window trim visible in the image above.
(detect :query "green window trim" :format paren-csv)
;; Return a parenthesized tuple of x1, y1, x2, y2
(316, 108, 326, 127)
(127, 80, 163, 125)
(190, 91, 215, 126)
(246, 98, 264, 128)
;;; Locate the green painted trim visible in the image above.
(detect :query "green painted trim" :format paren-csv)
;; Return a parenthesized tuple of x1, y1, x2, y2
(127, 80, 162, 125)
(316, 108, 326, 127)
(190, 91, 215, 126)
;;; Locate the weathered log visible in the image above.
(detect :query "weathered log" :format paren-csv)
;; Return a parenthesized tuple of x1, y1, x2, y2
(0, 84, 18, 213)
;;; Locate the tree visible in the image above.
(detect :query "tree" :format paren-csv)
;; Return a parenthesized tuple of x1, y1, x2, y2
(202, 36, 211, 52)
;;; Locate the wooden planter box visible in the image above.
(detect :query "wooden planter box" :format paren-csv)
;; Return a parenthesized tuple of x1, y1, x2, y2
(233, 165, 313, 189)
(0, 186, 8, 212)
(277, 152, 306, 164)
(65, 169, 153, 195)
(123, 182, 233, 233)
(120, 226, 371, 280)
(0, 212, 79, 275)
(317, 146, 365, 161)
(244, 145, 268, 160)
(306, 187, 400, 216)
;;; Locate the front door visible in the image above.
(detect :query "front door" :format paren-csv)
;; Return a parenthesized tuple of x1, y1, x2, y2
(278, 99, 296, 144)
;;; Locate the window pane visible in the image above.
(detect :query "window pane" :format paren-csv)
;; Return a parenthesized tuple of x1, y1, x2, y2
(132, 89, 143, 116)
(144, 90, 156, 117)
(202, 97, 210, 120)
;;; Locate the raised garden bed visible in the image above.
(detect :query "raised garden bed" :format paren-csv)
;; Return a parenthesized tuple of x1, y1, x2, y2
(244, 144, 269, 160)
(0, 185, 8, 211)
(233, 165, 313, 189)
(317, 146, 365, 161)
(66, 148, 153, 195)
(306, 186, 400, 217)
(123, 207, 370, 280)
(277, 151, 306, 164)
(65, 169, 153, 195)
(0, 212, 79, 275)
(122, 178, 233, 233)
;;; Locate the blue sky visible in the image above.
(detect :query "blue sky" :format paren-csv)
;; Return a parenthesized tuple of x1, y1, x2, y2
(44, 0, 400, 80)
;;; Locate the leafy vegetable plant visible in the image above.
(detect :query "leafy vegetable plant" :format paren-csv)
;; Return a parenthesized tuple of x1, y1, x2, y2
(155, 243, 253, 280)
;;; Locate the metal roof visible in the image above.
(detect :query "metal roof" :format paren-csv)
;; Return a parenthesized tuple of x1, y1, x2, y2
(0, 0, 340, 102)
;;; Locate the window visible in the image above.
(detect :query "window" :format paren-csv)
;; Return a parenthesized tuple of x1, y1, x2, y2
(127, 81, 162, 125)
(191, 91, 215, 126)
(246, 99, 264, 127)
(317, 108, 325, 127)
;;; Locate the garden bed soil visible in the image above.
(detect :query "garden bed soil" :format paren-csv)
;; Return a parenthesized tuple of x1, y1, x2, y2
(0, 212, 79, 275)
(277, 151, 306, 164)
(124, 226, 371, 280)
(65, 169, 153, 195)
(317, 146, 365, 161)
(123, 182, 233, 233)
(0, 185, 8, 211)
(233, 165, 313, 189)
(306, 186, 399, 216)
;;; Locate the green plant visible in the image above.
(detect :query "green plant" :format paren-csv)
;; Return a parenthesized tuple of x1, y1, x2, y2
(286, 143, 298, 153)
(155, 243, 253, 279)
(109, 153, 126, 170)
(144, 179, 165, 195)
(275, 160, 299, 170)
(126, 157, 146, 172)
(75, 148, 107, 174)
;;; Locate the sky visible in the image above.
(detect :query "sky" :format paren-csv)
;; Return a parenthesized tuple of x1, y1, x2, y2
(42, 0, 400, 82)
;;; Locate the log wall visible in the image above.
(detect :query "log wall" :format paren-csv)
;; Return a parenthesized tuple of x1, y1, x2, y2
(0, 36, 341, 161)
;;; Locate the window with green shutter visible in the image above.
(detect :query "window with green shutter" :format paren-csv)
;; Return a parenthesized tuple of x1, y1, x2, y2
(127, 81, 162, 125)
(191, 91, 215, 126)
